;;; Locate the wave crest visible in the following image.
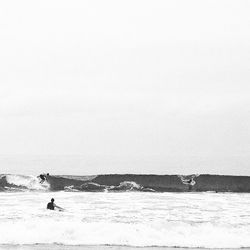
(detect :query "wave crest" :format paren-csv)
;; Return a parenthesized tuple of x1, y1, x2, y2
(2, 175, 50, 191)
(2, 174, 250, 192)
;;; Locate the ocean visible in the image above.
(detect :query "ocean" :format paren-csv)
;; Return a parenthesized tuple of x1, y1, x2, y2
(0, 174, 250, 249)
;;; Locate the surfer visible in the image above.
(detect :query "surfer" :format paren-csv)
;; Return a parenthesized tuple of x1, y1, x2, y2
(47, 198, 64, 211)
(38, 173, 49, 184)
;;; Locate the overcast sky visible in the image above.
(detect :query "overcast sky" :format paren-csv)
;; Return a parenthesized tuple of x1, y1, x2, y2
(0, 0, 250, 175)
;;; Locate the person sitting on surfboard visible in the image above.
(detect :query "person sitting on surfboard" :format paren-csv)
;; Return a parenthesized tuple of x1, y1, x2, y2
(47, 198, 64, 211)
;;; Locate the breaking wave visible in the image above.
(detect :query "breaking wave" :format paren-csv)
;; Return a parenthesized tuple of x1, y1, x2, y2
(0, 175, 153, 192)
(0, 174, 50, 191)
(1, 173, 250, 192)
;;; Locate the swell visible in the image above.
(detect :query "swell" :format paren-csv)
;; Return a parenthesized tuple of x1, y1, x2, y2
(1, 174, 250, 192)
(42, 174, 250, 192)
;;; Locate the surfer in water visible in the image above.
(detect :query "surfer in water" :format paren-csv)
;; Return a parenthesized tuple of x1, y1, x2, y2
(38, 173, 49, 184)
(47, 198, 64, 211)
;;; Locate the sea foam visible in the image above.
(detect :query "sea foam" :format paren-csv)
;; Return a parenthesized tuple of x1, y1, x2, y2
(0, 192, 250, 248)
(5, 174, 50, 190)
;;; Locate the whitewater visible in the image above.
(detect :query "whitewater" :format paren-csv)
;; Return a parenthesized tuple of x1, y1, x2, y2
(1, 189, 250, 248)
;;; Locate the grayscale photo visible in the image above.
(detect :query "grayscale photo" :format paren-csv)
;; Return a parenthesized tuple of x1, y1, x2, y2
(0, 0, 250, 250)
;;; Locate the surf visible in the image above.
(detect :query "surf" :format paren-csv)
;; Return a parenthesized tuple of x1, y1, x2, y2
(0, 191, 250, 248)
(1, 174, 250, 192)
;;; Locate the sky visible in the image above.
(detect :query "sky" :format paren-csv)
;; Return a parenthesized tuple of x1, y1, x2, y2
(0, 0, 250, 175)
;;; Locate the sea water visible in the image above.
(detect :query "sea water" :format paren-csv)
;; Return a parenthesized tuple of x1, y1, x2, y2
(0, 191, 250, 248)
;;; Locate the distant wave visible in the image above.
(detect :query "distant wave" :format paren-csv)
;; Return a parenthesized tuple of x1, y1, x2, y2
(1, 174, 250, 192)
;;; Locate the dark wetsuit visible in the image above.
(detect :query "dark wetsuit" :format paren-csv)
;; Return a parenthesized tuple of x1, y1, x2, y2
(47, 202, 54, 210)
(40, 175, 46, 181)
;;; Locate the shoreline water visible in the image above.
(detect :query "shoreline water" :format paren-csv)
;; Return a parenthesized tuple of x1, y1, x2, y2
(1, 191, 250, 248)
